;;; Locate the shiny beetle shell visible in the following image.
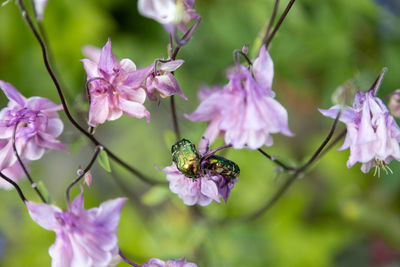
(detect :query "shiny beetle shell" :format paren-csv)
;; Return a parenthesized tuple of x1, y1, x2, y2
(202, 155, 240, 180)
(171, 139, 201, 178)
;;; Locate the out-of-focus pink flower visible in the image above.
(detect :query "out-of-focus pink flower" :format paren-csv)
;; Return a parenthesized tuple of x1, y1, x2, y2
(138, 0, 199, 34)
(27, 188, 126, 267)
(82, 39, 151, 126)
(142, 257, 197, 267)
(388, 89, 400, 118)
(0, 161, 27, 190)
(319, 90, 400, 173)
(186, 45, 293, 149)
(0, 81, 66, 172)
(145, 60, 187, 101)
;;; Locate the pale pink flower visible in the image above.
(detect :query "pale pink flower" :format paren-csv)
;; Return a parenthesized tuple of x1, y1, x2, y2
(82, 38, 151, 126)
(142, 257, 197, 267)
(27, 188, 126, 267)
(0, 81, 66, 172)
(145, 60, 187, 101)
(186, 45, 293, 149)
(319, 90, 400, 173)
(138, 0, 199, 34)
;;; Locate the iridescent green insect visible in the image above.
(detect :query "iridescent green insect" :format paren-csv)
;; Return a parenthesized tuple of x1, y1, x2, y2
(202, 155, 240, 180)
(171, 139, 201, 178)
(171, 138, 240, 180)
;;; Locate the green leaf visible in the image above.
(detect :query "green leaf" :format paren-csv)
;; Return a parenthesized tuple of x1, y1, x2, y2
(141, 186, 170, 206)
(37, 181, 51, 203)
(98, 150, 111, 172)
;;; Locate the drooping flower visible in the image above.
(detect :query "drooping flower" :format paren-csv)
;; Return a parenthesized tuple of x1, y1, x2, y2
(186, 45, 293, 149)
(161, 139, 238, 206)
(82, 39, 152, 127)
(33, 0, 49, 21)
(142, 257, 197, 267)
(138, 0, 200, 34)
(319, 90, 400, 174)
(0, 81, 66, 172)
(144, 60, 187, 101)
(26, 188, 126, 267)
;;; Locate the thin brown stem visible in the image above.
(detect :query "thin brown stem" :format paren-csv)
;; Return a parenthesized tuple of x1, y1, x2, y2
(119, 249, 140, 267)
(262, 0, 280, 45)
(264, 0, 296, 48)
(170, 96, 181, 140)
(16, 0, 162, 186)
(233, 50, 253, 66)
(12, 123, 46, 203)
(258, 148, 296, 171)
(370, 67, 387, 96)
(0, 171, 27, 203)
(66, 146, 101, 208)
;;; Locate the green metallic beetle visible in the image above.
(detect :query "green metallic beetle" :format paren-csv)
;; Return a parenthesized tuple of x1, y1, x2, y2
(171, 138, 240, 180)
(202, 155, 240, 180)
(171, 139, 201, 178)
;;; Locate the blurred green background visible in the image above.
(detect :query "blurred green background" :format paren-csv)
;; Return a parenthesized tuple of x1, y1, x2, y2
(0, 0, 400, 266)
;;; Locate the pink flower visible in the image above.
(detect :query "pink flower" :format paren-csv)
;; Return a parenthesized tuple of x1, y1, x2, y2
(162, 163, 221, 206)
(82, 39, 151, 127)
(27, 188, 127, 267)
(319, 90, 400, 174)
(145, 60, 187, 101)
(142, 257, 197, 267)
(138, 0, 199, 34)
(0, 81, 66, 172)
(186, 45, 293, 149)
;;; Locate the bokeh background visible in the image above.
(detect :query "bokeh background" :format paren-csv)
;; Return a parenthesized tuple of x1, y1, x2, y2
(0, 0, 400, 266)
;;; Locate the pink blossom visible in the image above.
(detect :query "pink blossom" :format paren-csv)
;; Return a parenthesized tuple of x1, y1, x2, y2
(319, 90, 400, 173)
(145, 60, 187, 101)
(0, 81, 66, 173)
(82, 39, 151, 127)
(26, 188, 126, 267)
(186, 45, 293, 149)
(142, 257, 197, 267)
(138, 0, 199, 34)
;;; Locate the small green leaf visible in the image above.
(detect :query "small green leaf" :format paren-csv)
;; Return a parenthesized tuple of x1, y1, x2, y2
(164, 130, 176, 149)
(141, 186, 170, 206)
(37, 181, 51, 203)
(98, 150, 111, 172)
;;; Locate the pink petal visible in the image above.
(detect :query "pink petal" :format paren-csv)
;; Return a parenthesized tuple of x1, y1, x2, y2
(33, 0, 48, 21)
(119, 98, 150, 122)
(200, 178, 220, 204)
(82, 45, 101, 63)
(26, 201, 61, 231)
(24, 139, 45, 160)
(81, 59, 100, 79)
(89, 95, 110, 127)
(252, 45, 274, 95)
(0, 81, 26, 106)
(123, 65, 153, 88)
(159, 60, 184, 72)
(98, 38, 119, 75)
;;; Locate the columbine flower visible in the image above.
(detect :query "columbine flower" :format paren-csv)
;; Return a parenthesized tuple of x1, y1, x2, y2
(142, 257, 197, 267)
(186, 45, 293, 149)
(138, 0, 199, 34)
(145, 60, 187, 101)
(0, 81, 66, 172)
(319, 90, 400, 174)
(82, 38, 151, 127)
(26, 188, 126, 267)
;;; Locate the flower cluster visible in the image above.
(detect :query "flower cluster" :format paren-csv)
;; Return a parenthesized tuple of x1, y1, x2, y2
(320, 90, 400, 174)
(0, 81, 66, 188)
(27, 188, 126, 267)
(186, 45, 293, 149)
(82, 39, 185, 127)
